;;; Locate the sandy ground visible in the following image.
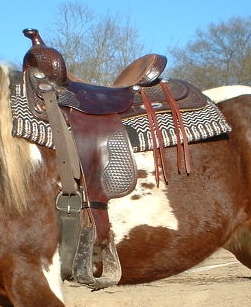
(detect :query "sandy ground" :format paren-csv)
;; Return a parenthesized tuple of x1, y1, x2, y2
(63, 249, 251, 307)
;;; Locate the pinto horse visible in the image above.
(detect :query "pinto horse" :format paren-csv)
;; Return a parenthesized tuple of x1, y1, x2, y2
(1, 37, 251, 306)
(109, 89, 251, 284)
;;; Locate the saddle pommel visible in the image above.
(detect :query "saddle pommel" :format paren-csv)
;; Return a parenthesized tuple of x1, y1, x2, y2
(22, 28, 68, 86)
(23, 28, 45, 45)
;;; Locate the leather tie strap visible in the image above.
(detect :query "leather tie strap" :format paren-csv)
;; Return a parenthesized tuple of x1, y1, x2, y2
(138, 80, 191, 184)
(160, 80, 191, 173)
(139, 86, 169, 185)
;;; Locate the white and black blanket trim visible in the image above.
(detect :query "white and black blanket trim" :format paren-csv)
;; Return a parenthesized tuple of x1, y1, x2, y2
(10, 83, 54, 149)
(123, 100, 231, 152)
(10, 82, 231, 152)
(122, 101, 231, 152)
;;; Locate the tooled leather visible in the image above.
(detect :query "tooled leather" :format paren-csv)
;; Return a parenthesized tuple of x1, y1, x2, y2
(25, 66, 135, 118)
(120, 78, 208, 119)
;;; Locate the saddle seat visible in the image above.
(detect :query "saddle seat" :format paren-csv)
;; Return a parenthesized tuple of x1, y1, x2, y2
(63, 53, 167, 115)
(26, 68, 135, 117)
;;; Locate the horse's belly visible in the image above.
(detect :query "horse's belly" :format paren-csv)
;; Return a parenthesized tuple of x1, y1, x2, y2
(109, 150, 243, 284)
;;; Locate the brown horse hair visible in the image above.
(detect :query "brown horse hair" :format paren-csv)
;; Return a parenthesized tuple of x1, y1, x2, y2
(0, 65, 39, 213)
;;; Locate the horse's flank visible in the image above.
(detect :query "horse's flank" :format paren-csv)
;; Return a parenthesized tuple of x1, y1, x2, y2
(0, 65, 40, 213)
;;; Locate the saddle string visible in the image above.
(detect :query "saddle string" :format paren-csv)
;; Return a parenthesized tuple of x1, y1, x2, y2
(139, 87, 169, 185)
(159, 81, 183, 172)
(160, 80, 191, 174)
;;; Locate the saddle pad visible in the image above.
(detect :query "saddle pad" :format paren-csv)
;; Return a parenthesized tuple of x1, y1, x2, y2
(122, 99, 232, 152)
(9, 75, 231, 152)
(10, 80, 54, 149)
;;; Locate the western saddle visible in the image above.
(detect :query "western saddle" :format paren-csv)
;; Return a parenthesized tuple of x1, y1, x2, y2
(21, 28, 207, 289)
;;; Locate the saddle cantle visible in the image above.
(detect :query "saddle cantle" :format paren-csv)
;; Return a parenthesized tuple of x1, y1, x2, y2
(112, 53, 167, 87)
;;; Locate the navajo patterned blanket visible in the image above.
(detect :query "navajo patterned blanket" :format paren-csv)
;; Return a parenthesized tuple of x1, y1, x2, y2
(10, 78, 231, 152)
(122, 99, 231, 152)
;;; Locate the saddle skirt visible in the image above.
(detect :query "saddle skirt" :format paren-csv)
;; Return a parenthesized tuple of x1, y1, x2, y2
(120, 78, 208, 119)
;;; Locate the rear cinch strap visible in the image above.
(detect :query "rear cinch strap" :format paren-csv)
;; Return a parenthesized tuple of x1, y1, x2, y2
(90, 202, 108, 210)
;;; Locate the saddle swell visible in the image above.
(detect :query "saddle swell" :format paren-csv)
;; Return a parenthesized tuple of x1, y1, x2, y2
(23, 29, 68, 86)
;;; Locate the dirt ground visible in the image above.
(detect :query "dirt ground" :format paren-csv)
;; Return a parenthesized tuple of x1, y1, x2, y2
(63, 249, 251, 307)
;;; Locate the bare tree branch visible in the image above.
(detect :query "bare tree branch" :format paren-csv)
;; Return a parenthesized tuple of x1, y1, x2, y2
(167, 16, 251, 90)
(48, 1, 145, 85)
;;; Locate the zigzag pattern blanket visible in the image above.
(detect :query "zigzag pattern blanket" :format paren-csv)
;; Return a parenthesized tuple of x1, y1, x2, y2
(10, 81, 231, 152)
(122, 100, 231, 152)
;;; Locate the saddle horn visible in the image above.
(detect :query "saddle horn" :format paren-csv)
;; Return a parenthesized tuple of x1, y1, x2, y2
(22, 28, 68, 85)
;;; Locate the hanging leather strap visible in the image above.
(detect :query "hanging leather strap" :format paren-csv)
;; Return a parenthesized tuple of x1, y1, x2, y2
(160, 80, 191, 173)
(138, 80, 191, 184)
(41, 85, 121, 288)
(139, 86, 169, 185)
(41, 85, 85, 280)
(41, 86, 81, 194)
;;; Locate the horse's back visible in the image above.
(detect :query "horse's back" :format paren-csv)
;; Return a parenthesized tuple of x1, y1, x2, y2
(203, 85, 251, 103)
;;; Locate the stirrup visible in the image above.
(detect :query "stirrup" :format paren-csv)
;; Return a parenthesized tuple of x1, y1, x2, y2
(72, 228, 121, 290)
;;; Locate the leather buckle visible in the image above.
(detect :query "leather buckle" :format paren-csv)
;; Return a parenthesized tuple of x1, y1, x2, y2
(56, 191, 83, 213)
